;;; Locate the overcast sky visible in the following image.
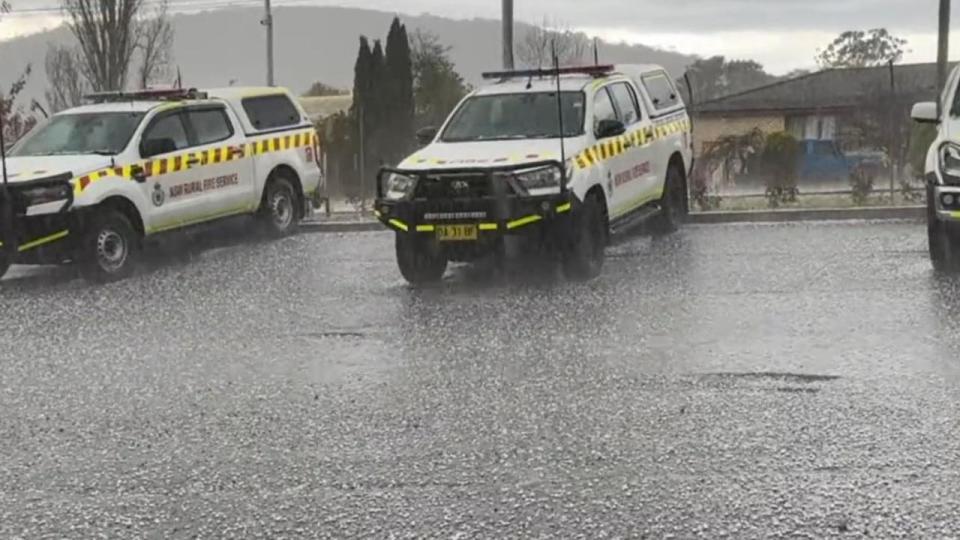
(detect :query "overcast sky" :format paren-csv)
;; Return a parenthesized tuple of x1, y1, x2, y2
(3, 0, 959, 74)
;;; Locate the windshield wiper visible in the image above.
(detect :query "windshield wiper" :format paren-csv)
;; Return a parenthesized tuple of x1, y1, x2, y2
(90, 149, 117, 156)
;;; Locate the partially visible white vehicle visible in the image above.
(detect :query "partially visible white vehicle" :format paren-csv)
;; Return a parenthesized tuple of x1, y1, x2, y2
(912, 64, 960, 271)
(0, 87, 323, 281)
(375, 64, 693, 285)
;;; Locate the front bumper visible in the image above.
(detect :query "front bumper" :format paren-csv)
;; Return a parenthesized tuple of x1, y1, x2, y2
(1, 173, 78, 265)
(374, 161, 576, 239)
(932, 181, 960, 221)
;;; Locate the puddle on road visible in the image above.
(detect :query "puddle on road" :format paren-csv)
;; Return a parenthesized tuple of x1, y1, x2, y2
(702, 372, 841, 384)
(299, 331, 367, 339)
(262, 329, 396, 386)
(696, 371, 840, 395)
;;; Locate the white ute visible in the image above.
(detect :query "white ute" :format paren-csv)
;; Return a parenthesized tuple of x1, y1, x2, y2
(374, 64, 693, 285)
(913, 65, 960, 272)
(0, 87, 323, 281)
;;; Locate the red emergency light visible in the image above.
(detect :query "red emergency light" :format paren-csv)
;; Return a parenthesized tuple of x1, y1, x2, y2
(481, 64, 615, 81)
(84, 88, 208, 103)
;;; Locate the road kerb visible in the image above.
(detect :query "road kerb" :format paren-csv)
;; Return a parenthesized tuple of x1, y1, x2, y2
(687, 206, 924, 224)
(301, 206, 925, 233)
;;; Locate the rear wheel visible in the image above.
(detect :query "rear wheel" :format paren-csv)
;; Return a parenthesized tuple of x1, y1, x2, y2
(259, 175, 300, 237)
(79, 209, 140, 283)
(562, 193, 606, 281)
(396, 233, 447, 285)
(650, 163, 685, 236)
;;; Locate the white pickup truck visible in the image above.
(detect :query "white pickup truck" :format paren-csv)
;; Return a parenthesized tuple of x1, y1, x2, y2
(912, 65, 960, 272)
(375, 64, 692, 285)
(0, 87, 323, 282)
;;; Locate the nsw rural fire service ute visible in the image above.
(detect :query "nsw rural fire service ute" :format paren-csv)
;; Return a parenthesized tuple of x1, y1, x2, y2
(375, 64, 693, 285)
(0, 87, 323, 281)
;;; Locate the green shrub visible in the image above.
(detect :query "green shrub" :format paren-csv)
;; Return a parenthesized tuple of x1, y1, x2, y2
(849, 164, 875, 205)
(760, 132, 800, 208)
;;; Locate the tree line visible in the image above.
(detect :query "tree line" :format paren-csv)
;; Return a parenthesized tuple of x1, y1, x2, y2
(320, 18, 469, 203)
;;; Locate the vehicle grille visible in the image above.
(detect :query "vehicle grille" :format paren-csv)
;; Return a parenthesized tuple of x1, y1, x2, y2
(413, 173, 494, 200)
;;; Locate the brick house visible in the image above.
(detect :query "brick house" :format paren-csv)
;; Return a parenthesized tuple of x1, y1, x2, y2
(693, 62, 944, 155)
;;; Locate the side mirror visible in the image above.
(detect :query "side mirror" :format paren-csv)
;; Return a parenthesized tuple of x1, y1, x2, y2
(596, 119, 626, 139)
(416, 126, 438, 146)
(912, 102, 939, 124)
(141, 137, 177, 158)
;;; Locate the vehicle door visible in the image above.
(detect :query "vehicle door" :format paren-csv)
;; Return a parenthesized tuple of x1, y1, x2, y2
(138, 107, 203, 232)
(589, 85, 631, 218)
(181, 105, 255, 218)
(605, 80, 658, 219)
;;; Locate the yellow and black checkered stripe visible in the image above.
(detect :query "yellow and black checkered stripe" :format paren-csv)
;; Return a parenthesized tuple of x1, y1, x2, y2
(574, 117, 690, 171)
(73, 129, 319, 195)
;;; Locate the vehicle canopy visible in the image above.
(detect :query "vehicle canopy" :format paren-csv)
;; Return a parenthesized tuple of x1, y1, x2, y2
(205, 87, 313, 135)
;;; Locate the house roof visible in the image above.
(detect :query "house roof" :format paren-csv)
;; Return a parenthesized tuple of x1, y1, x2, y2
(299, 94, 353, 121)
(696, 62, 951, 114)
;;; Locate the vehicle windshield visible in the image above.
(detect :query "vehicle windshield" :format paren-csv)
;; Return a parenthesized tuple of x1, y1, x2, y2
(440, 92, 585, 142)
(11, 112, 145, 157)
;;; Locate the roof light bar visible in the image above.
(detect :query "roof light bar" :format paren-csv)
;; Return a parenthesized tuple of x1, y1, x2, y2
(84, 88, 208, 103)
(481, 65, 615, 80)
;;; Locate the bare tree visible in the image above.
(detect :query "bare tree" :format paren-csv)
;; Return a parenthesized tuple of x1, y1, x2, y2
(136, 0, 174, 89)
(44, 44, 88, 113)
(1, 65, 39, 145)
(517, 18, 588, 68)
(63, 0, 144, 92)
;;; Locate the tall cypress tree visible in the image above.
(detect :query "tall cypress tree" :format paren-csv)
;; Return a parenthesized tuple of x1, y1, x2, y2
(350, 37, 373, 198)
(385, 18, 415, 162)
(367, 40, 386, 194)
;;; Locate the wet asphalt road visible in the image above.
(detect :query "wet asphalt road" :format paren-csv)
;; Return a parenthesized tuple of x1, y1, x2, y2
(4, 220, 960, 538)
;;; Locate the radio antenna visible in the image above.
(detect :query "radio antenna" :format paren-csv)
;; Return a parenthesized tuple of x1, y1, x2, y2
(552, 42, 567, 189)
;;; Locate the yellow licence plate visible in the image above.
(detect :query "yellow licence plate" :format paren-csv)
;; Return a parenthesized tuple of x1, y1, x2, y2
(436, 224, 478, 241)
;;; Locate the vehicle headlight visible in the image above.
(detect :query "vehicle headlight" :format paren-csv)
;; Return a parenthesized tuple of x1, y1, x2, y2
(940, 142, 960, 185)
(21, 184, 71, 206)
(514, 166, 563, 193)
(385, 173, 416, 200)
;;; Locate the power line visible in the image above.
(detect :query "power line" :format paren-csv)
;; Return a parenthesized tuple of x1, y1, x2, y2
(5, 0, 323, 15)
(5, 0, 254, 15)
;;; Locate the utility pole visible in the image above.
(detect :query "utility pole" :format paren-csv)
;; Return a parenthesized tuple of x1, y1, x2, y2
(888, 60, 897, 203)
(502, 0, 514, 69)
(262, 0, 275, 86)
(937, 0, 951, 117)
(358, 106, 366, 211)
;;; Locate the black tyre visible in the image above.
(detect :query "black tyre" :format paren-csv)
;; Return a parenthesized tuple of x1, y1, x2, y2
(79, 210, 140, 283)
(396, 232, 447, 285)
(562, 193, 606, 281)
(259, 176, 300, 237)
(928, 184, 960, 272)
(650, 164, 685, 236)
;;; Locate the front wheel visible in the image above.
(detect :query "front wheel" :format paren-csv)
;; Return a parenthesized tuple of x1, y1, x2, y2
(562, 193, 606, 281)
(928, 186, 960, 272)
(396, 233, 447, 285)
(650, 164, 685, 236)
(79, 210, 140, 283)
(259, 176, 300, 237)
